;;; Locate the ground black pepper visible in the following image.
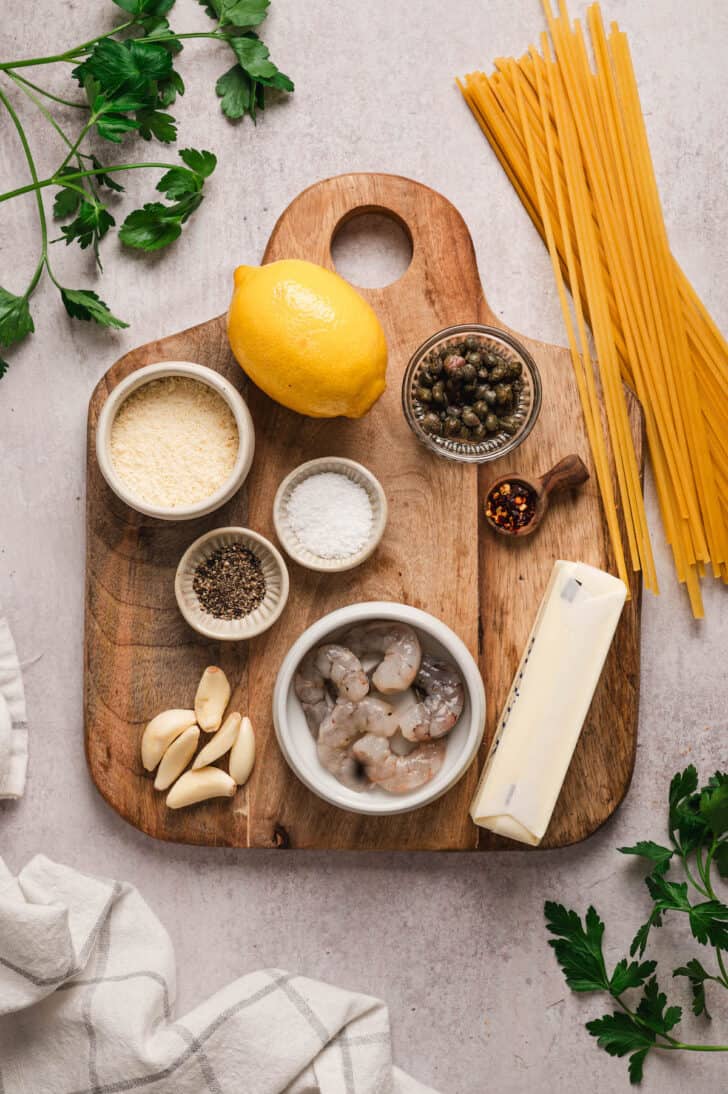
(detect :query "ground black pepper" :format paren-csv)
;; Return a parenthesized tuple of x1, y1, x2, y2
(485, 480, 538, 532)
(193, 543, 267, 620)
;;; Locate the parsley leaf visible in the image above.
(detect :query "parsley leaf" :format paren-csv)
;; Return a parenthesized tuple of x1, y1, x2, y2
(0, 287, 34, 348)
(199, 0, 270, 25)
(688, 901, 728, 949)
(673, 958, 714, 1019)
(112, 0, 175, 15)
(635, 977, 682, 1036)
(544, 902, 609, 992)
(619, 841, 674, 875)
(215, 32, 292, 120)
(135, 108, 177, 143)
(120, 147, 215, 250)
(73, 39, 173, 96)
(118, 203, 184, 250)
(179, 148, 217, 176)
(586, 1012, 654, 1058)
(609, 958, 657, 995)
(701, 775, 728, 837)
(216, 64, 255, 119)
(59, 199, 115, 259)
(60, 288, 128, 329)
(53, 185, 82, 220)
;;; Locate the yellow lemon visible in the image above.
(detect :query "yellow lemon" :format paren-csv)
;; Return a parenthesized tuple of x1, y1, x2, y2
(227, 259, 387, 418)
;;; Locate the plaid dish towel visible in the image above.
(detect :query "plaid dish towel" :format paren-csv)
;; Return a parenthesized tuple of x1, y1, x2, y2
(0, 856, 438, 1094)
(0, 609, 27, 799)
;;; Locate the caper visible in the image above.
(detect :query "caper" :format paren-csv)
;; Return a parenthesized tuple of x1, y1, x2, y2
(495, 382, 513, 406)
(477, 368, 490, 382)
(466, 352, 483, 368)
(485, 351, 499, 365)
(499, 415, 518, 435)
(462, 408, 480, 428)
(457, 342, 468, 355)
(465, 335, 480, 351)
(474, 384, 489, 401)
(428, 358, 444, 377)
(472, 400, 489, 419)
(421, 412, 442, 435)
(489, 363, 507, 382)
(417, 369, 434, 388)
(431, 381, 446, 404)
(484, 387, 497, 405)
(459, 424, 472, 441)
(471, 422, 486, 441)
(506, 359, 523, 379)
(444, 354, 467, 378)
(445, 404, 462, 419)
(443, 417, 461, 437)
(416, 386, 433, 403)
(485, 413, 500, 433)
(461, 362, 477, 383)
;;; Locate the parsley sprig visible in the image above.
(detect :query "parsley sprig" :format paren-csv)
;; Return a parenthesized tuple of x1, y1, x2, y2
(546, 766, 728, 1084)
(0, 0, 293, 375)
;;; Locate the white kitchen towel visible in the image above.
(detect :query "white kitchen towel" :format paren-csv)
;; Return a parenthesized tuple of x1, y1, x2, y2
(0, 609, 27, 798)
(0, 855, 438, 1094)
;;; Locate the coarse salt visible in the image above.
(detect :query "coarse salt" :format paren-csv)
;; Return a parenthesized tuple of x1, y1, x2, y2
(110, 377, 239, 508)
(286, 472, 374, 559)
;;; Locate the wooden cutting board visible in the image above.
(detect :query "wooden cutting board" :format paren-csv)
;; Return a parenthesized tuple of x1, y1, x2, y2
(85, 172, 642, 851)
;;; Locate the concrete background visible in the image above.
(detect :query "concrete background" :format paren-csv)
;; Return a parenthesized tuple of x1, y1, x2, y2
(1, 1, 726, 1090)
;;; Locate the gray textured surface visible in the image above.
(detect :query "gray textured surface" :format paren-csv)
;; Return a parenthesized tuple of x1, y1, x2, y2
(1, 1, 726, 1091)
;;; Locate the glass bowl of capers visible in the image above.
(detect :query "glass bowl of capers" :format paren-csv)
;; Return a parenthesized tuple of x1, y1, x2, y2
(401, 324, 542, 463)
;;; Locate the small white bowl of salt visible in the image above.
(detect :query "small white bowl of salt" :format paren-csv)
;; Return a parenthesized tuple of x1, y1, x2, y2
(273, 457, 387, 573)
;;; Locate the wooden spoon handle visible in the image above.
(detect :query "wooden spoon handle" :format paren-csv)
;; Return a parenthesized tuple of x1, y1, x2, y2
(539, 454, 590, 499)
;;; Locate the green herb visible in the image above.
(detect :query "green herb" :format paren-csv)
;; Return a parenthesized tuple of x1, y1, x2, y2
(546, 766, 728, 1084)
(0, 0, 293, 374)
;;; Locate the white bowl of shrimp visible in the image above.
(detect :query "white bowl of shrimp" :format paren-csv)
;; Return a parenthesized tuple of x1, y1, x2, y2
(273, 602, 486, 815)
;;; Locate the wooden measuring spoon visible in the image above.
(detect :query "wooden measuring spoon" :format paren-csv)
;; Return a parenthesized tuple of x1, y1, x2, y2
(484, 454, 590, 538)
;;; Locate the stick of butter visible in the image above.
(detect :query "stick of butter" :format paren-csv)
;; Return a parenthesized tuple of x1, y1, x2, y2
(470, 560, 626, 846)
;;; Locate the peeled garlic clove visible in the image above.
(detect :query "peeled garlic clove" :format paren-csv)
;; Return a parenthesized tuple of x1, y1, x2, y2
(192, 712, 241, 770)
(195, 666, 231, 733)
(141, 709, 196, 771)
(229, 715, 255, 786)
(166, 766, 236, 809)
(154, 725, 200, 791)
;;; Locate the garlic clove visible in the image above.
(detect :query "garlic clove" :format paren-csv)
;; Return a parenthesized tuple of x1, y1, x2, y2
(192, 712, 241, 770)
(229, 715, 255, 786)
(154, 725, 200, 790)
(194, 666, 231, 733)
(141, 709, 196, 771)
(166, 766, 236, 809)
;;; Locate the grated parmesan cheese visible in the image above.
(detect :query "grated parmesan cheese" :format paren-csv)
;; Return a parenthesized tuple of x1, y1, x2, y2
(110, 377, 239, 508)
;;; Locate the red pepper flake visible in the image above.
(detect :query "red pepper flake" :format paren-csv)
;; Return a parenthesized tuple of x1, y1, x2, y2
(485, 479, 537, 532)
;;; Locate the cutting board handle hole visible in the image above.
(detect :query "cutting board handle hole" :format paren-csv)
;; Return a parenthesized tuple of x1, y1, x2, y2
(331, 208, 413, 289)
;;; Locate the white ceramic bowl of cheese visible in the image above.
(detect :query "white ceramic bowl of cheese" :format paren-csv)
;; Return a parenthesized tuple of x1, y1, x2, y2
(95, 360, 255, 521)
(273, 601, 486, 816)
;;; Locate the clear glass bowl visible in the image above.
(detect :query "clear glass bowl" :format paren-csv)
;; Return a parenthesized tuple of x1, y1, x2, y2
(401, 324, 542, 464)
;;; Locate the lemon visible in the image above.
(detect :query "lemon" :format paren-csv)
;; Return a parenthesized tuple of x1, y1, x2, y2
(227, 259, 387, 419)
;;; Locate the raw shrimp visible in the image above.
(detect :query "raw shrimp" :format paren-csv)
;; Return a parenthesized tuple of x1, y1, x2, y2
(317, 696, 396, 790)
(294, 644, 369, 734)
(398, 653, 465, 741)
(352, 733, 446, 794)
(342, 622, 421, 694)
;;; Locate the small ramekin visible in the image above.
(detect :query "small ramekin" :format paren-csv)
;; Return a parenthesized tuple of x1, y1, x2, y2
(272, 457, 388, 573)
(402, 324, 542, 464)
(96, 360, 255, 521)
(273, 601, 486, 816)
(175, 527, 289, 640)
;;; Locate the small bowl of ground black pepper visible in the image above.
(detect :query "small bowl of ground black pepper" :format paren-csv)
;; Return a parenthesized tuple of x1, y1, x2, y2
(402, 324, 541, 463)
(175, 527, 289, 640)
